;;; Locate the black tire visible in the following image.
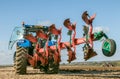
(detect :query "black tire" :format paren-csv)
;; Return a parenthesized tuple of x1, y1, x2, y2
(13, 52, 16, 62)
(45, 51, 59, 74)
(102, 39, 116, 57)
(14, 46, 28, 74)
(47, 58, 59, 74)
(13, 52, 16, 69)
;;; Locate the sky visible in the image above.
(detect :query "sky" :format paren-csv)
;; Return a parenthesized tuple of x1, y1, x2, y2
(0, 0, 120, 65)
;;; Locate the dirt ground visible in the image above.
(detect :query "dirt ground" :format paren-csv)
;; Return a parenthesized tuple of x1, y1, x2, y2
(0, 66, 120, 79)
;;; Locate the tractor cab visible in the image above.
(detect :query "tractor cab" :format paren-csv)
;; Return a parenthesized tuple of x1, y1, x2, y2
(8, 27, 25, 49)
(8, 23, 57, 50)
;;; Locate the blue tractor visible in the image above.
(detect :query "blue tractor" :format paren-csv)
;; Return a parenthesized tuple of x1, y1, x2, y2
(8, 22, 57, 74)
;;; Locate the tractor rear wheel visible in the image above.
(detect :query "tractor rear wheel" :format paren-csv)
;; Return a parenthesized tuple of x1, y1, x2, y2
(45, 51, 59, 74)
(14, 46, 28, 74)
(102, 39, 116, 57)
(47, 57, 59, 74)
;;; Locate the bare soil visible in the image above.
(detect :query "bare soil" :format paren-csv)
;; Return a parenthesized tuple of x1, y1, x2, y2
(0, 66, 120, 79)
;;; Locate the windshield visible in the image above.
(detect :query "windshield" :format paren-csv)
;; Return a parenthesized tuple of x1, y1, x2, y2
(8, 27, 24, 49)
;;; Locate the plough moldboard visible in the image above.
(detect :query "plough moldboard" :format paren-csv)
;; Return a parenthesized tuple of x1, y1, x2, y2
(9, 11, 116, 74)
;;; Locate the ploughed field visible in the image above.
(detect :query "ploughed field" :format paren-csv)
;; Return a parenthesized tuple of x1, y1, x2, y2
(0, 65, 120, 79)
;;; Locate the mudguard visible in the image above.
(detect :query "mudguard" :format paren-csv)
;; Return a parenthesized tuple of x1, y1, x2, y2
(17, 39, 31, 48)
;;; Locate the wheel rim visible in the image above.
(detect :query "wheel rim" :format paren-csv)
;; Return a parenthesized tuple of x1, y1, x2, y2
(102, 41, 111, 55)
